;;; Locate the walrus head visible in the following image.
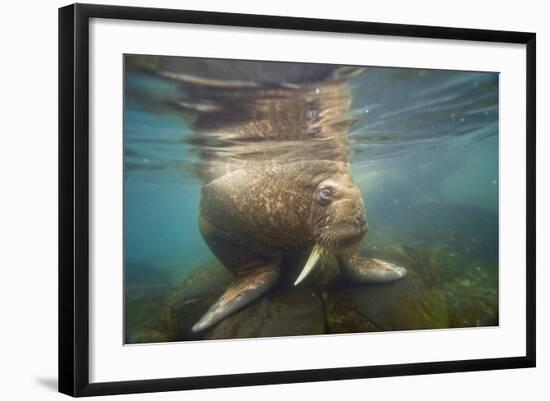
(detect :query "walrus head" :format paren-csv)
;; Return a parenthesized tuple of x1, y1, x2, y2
(294, 173, 368, 285)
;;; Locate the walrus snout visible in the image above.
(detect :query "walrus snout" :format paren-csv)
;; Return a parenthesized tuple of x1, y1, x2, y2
(328, 202, 367, 237)
(296, 174, 370, 286)
(310, 181, 367, 250)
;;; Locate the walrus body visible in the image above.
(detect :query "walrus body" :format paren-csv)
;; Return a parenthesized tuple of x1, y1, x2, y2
(143, 58, 408, 332)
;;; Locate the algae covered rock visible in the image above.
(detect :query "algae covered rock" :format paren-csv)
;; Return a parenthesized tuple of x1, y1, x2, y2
(444, 261, 498, 328)
(165, 261, 326, 340)
(204, 288, 325, 340)
(164, 262, 233, 340)
(323, 234, 498, 334)
(125, 284, 175, 344)
(407, 242, 498, 328)
(132, 226, 497, 343)
(324, 272, 449, 333)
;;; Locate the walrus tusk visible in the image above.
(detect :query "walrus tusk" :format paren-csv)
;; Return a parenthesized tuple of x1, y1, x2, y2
(294, 243, 323, 286)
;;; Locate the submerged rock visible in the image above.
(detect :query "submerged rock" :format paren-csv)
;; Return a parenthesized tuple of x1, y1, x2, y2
(165, 261, 326, 340)
(204, 288, 325, 340)
(323, 237, 498, 333)
(136, 232, 497, 342)
(412, 243, 499, 328)
(125, 284, 174, 344)
(444, 262, 499, 328)
(164, 262, 232, 340)
(324, 272, 449, 333)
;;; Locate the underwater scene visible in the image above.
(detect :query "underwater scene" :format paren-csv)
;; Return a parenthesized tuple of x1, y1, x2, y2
(124, 55, 499, 343)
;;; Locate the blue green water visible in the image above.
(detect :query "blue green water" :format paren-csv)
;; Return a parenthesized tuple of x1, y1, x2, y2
(124, 63, 498, 287)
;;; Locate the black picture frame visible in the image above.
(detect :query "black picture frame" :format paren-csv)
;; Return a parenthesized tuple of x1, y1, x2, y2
(58, 3, 536, 397)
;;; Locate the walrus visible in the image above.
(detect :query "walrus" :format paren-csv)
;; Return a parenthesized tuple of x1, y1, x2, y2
(133, 57, 408, 333)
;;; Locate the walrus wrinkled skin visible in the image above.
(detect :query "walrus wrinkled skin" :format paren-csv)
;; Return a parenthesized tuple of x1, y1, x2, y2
(138, 58, 408, 332)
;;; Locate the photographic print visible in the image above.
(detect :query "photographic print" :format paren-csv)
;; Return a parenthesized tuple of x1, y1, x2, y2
(123, 55, 499, 344)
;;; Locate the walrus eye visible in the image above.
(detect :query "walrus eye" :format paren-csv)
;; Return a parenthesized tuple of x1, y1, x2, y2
(316, 188, 333, 205)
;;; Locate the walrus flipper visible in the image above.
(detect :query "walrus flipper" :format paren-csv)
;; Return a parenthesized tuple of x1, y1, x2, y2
(191, 261, 280, 333)
(337, 252, 407, 283)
